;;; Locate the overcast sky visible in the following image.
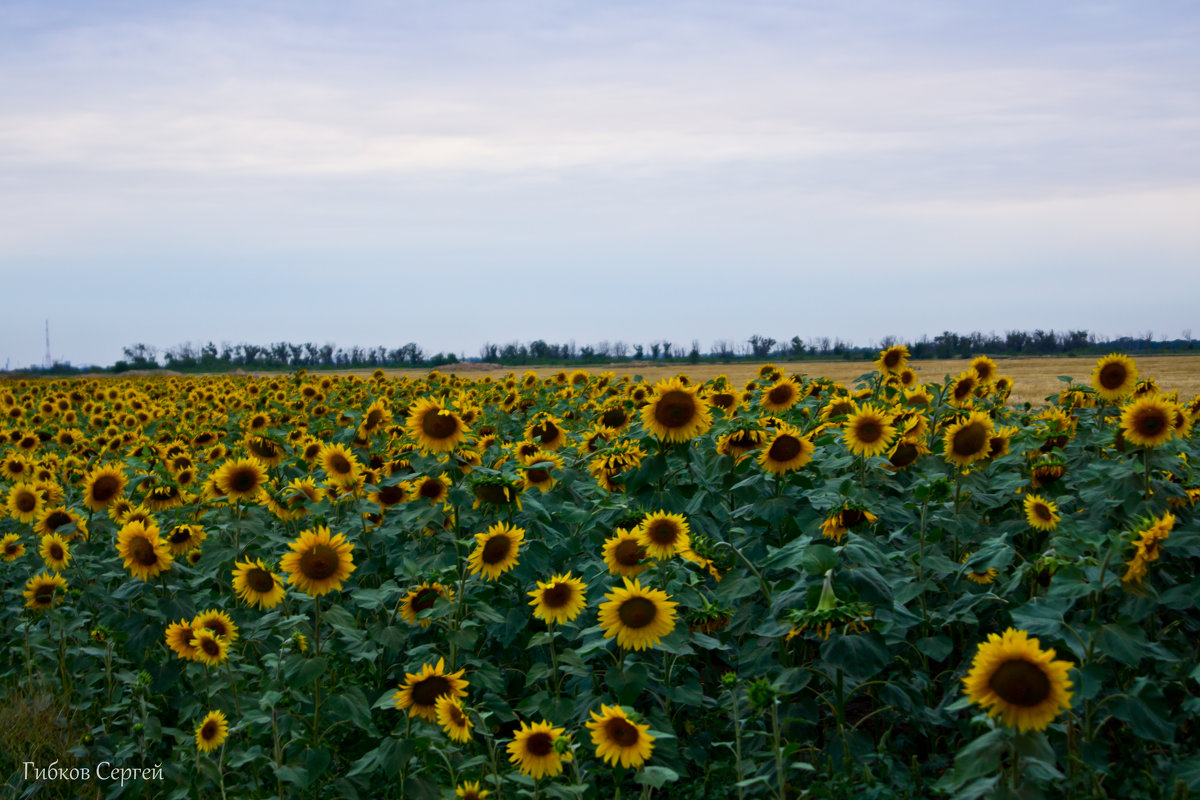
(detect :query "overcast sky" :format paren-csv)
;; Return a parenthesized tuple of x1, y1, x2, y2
(2, 0, 1199, 367)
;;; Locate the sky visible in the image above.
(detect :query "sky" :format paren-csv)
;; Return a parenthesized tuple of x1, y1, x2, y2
(2, 0, 1199, 368)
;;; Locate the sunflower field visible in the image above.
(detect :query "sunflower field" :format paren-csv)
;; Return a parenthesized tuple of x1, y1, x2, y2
(2, 351, 1199, 799)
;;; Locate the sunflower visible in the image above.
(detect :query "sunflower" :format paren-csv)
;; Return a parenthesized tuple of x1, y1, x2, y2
(232, 559, 287, 609)
(598, 577, 678, 651)
(23, 571, 67, 610)
(280, 525, 356, 596)
(6, 482, 42, 524)
(392, 658, 469, 721)
(507, 720, 567, 779)
(399, 582, 455, 628)
(408, 398, 470, 454)
(528, 572, 588, 625)
(948, 372, 979, 408)
(641, 377, 712, 443)
(244, 435, 286, 468)
(962, 628, 1073, 732)
(116, 519, 174, 581)
(39, 533, 71, 572)
(35, 506, 86, 540)
(361, 399, 393, 435)
(82, 464, 126, 511)
(165, 619, 201, 660)
(1, 533, 26, 561)
(760, 378, 801, 413)
(166, 524, 207, 556)
(213, 457, 268, 501)
(525, 413, 568, 451)
(875, 345, 909, 375)
(586, 704, 655, 768)
(636, 511, 691, 560)
(1120, 396, 1175, 448)
(943, 411, 995, 468)
(1091, 354, 1138, 401)
(757, 424, 814, 475)
(519, 449, 563, 493)
(603, 528, 648, 577)
(190, 629, 231, 668)
(193, 609, 239, 645)
(1023, 495, 1060, 532)
(961, 553, 998, 585)
(819, 508, 878, 544)
(409, 474, 452, 506)
(467, 522, 524, 581)
(455, 780, 490, 800)
(842, 404, 896, 458)
(319, 443, 361, 485)
(435, 695, 473, 742)
(717, 426, 766, 460)
(969, 356, 998, 385)
(195, 710, 229, 754)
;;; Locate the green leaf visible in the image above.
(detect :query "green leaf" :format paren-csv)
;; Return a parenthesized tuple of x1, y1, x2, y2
(634, 766, 680, 788)
(801, 544, 838, 575)
(916, 635, 953, 662)
(820, 632, 890, 681)
(1107, 695, 1175, 744)
(289, 656, 327, 688)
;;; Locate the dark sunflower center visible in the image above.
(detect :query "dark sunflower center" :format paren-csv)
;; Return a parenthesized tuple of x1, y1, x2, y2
(129, 536, 159, 566)
(614, 539, 644, 566)
(1034, 504, 1052, 521)
(1098, 363, 1127, 390)
(201, 637, 221, 656)
(247, 568, 276, 593)
(448, 704, 467, 725)
(527, 468, 550, 484)
(712, 393, 735, 409)
(601, 408, 627, 427)
(654, 391, 696, 428)
(366, 409, 384, 427)
(768, 385, 793, 405)
(647, 521, 680, 544)
(883, 351, 902, 369)
(378, 485, 406, 505)
(542, 582, 573, 608)
(412, 588, 439, 611)
(170, 527, 193, 545)
(890, 442, 919, 467)
(618, 596, 657, 629)
(15, 492, 37, 512)
(768, 435, 802, 462)
(481, 535, 512, 565)
(422, 411, 460, 440)
(525, 732, 554, 757)
(300, 544, 339, 580)
(476, 484, 512, 504)
(201, 720, 219, 740)
(34, 584, 55, 604)
(45, 511, 71, 530)
(230, 467, 259, 493)
(250, 440, 279, 458)
(49, 543, 64, 560)
(328, 454, 353, 475)
(855, 420, 883, 444)
(954, 380, 976, 400)
(411, 675, 451, 707)
(419, 481, 443, 499)
(841, 510, 865, 527)
(604, 717, 640, 747)
(988, 659, 1051, 707)
(1134, 410, 1166, 435)
(952, 422, 989, 456)
(531, 422, 559, 443)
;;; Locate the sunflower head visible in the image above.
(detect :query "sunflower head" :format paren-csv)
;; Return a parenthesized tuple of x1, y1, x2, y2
(23, 571, 68, 610)
(1091, 354, 1138, 401)
(842, 404, 896, 459)
(1120, 396, 1176, 448)
(635, 511, 691, 560)
(195, 710, 229, 754)
(597, 577, 679, 651)
(506, 720, 567, 779)
(232, 559, 286, 609)
(586, 704, 655, 768)
(603, 528, 648, 577)
(392, 657, 469, 721)
(758, 424, 815, 475)
(640, 378, 712, 443)
(962, 628, 1073, 732)
(279, 525, 356, 597)
(467, 522, 524, 581)
(943, 411, 995, 468)
(407, 398, 470, 454)
(527, 572, 588, 625)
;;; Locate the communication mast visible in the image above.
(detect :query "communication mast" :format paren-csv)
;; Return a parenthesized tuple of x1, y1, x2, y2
(44, 319, 51, 369)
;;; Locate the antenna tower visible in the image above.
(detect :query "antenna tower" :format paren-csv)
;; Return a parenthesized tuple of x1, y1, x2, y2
(44, 319, 52, 369)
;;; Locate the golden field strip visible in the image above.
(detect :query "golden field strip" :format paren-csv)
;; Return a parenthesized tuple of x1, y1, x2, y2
(313, 354, 1200, 407)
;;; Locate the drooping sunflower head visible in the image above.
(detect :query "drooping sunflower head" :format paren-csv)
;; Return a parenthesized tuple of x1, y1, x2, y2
(962, 628, 1074, 732)
(1091, 354, 1138, 402)
(597, 577, 679, 651)
(528, 572, 589, 625)
(280, 525, 356, 597)
(166, 524, 207, 555)
(400, 582, 454, 628)
(586, 704, 655, 769)
(467, 522, 525, 581)
(392, 657, 469, 721)
(640, 377, 712, 443)
(2, 533, 26, 562)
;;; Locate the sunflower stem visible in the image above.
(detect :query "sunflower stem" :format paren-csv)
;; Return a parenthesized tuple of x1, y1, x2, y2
(729, 683, 746, 800)
(225, 660, 242, 716)
(770, 698, 786, 800)
(313, 595, 323, 746)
